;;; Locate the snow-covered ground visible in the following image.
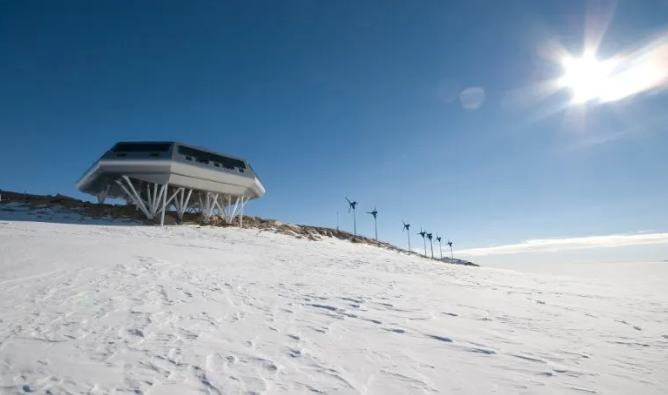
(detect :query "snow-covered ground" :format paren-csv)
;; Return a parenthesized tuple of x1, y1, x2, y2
(1, 218, 667, 394)
(0, 201, 138, 226)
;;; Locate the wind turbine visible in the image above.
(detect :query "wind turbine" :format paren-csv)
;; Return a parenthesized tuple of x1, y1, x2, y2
(402, 220, 411, 251)
(427, 232, 434, 259)
(367, 207, 378, 240)
(436, 235, 443, 260)
(418, 229, 427, 256)
(448, 240, 454, 260)
(345, 197, 358, 235)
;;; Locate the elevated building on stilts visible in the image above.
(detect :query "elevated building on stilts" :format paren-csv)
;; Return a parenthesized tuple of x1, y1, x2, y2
(75, 141, 265, 226)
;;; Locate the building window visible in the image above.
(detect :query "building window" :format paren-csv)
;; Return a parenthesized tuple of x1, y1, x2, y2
(116, 153, 127, 158)
(113, 142, 172, 153)
(185, 156, 192, 161)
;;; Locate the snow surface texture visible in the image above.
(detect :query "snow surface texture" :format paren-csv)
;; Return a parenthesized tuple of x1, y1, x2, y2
(1, 219, 667, 394)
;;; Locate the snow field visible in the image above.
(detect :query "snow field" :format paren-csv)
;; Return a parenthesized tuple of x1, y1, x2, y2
(0, 219, 667, 394)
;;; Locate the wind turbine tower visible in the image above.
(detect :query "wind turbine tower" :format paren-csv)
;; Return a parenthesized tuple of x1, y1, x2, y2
(418, 229, 427, 256)
(345, 197, 358, 235)
(436, 235, 443, 260)
(448, 240, 454, 260)
(367, 207, 379, 240)
(427, 232, 434, 259)
(402, 221, 411, 251)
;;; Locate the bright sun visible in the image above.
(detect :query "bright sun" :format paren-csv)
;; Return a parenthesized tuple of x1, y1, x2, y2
(558, 54, 618, 104)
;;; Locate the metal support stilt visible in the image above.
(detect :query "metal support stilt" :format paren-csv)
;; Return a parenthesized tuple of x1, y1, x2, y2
(207, 193, 219, 218)
(240, 194, 245, 228)
(173, 188, 193, 222)
(96, 185, 110, 204)
(183, 189, 192, 217)
(160, 184, 168, 226)
(117, 176, 151, 218)
(116, 176, 171, 223)
(146, 184, 153, 212)
(151, 184, 166, 218)
(113, 176, 254, 227)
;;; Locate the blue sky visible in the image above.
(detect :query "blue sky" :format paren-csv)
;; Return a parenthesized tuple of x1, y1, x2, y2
(1, 0, 668, 266)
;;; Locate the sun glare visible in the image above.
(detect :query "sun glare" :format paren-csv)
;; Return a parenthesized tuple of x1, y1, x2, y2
(558, 55, 617, 103)
(557, 38, 668, 105)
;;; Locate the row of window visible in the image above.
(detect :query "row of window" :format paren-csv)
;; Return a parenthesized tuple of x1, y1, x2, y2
(110, 142, 248, 173)
(177, 146, 246, 171)
(182, 155, 246, 172)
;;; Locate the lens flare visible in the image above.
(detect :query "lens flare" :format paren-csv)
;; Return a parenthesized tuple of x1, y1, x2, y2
(558, 35, 668, 105)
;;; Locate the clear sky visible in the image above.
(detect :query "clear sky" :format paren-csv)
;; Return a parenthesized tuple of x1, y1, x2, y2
(2, 0, 668, 267)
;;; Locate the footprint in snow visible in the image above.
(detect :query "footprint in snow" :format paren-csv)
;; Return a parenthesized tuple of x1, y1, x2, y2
(287, 347, 302, 358)
(127, 329, 144, 338)
(466, 347, 496, 355)
(427, 335, 453, 343)
(310, 304, 339, 312)
(511, 354, 547, 364)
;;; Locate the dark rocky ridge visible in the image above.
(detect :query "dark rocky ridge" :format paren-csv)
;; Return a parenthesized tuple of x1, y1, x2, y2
(0, 189, 479, 266)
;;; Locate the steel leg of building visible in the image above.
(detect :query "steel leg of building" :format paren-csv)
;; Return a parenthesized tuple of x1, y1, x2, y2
(239, 195, 246, 228)
(116, 177, 249, 227)
(117, 176, 151, 218)
(96, 185, 110, 204)
(116, 176, 175, 225)
(172, 188, 193, 222)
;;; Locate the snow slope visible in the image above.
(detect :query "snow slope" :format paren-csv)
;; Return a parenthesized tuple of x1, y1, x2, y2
(0, 219, 667, 394)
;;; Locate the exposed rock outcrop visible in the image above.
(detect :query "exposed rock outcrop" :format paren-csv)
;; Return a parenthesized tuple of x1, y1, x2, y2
(0, 189, 479, 266)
